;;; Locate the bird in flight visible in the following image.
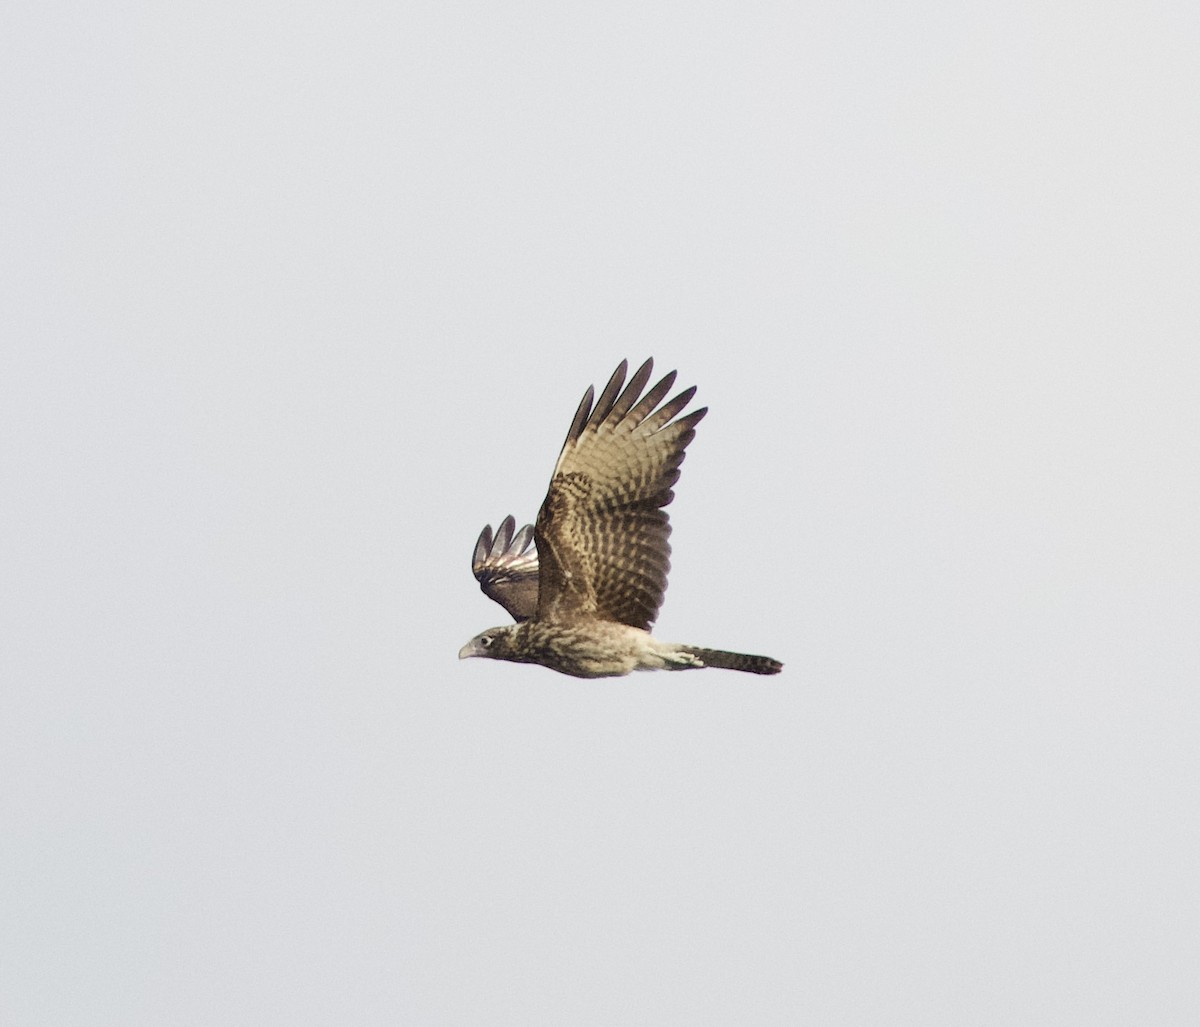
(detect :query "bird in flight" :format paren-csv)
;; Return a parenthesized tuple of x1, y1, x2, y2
(459, 358, 783, 678)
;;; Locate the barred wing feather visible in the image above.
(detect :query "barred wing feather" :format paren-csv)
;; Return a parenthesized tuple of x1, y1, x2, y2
(534, 358, 706, 630)
(472, 515, 539, 622)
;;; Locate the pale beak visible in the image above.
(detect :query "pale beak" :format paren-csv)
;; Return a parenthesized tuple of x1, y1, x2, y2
(458, 641, 481, 660)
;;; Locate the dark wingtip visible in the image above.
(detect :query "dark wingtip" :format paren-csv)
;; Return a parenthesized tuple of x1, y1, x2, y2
(588, 359, 630, 431)
(565, 385, 595, 445)
(605, 358, 656, 427)
(472, 523, 494, 571)
(511, 522, 534, 553)
(495, 515, 515, 551)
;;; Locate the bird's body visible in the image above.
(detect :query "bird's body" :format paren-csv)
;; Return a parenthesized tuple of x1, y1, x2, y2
(460, 620, 694, 678)
(459, 358, 782, 678)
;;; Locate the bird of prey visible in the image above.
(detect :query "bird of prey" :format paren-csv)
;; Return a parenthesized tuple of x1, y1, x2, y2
(459, 358, 783, 678)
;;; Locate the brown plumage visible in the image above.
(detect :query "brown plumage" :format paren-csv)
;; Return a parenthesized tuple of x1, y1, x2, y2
(472, 516, 539, 622)
(460, 359, 783, 678)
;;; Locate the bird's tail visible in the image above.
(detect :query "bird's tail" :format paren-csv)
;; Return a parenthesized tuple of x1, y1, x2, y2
(678, 646, 783, 675)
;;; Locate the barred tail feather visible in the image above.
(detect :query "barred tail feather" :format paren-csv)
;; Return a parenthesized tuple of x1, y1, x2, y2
(680, 646, 783, 675)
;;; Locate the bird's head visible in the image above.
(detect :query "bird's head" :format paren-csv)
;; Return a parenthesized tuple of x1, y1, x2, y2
(458, 626, 518, 662)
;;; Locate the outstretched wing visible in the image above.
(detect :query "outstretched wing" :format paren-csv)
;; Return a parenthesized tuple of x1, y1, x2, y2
(534, 358, 706, 630)
(472, 515, 539, 621)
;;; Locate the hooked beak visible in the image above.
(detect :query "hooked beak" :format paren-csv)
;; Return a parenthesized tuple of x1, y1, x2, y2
(458, 640, 482, 660)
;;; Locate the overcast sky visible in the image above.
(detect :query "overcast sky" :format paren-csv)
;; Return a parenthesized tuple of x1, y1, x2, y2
(3, 1, 1198, 1024)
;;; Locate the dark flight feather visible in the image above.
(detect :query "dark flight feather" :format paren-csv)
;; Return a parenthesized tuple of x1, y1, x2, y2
(471, 515, 539, 621)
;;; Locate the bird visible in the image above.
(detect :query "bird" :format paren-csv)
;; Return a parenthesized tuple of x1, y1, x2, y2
(459, 358, 783, 678)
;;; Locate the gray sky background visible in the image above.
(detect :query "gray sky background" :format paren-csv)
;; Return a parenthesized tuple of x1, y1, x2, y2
(3, 1, 1198, 1024)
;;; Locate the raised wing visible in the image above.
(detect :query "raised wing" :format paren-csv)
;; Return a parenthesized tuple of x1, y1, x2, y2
(534, 358, 706, 630)
(472, 515, 539, 622)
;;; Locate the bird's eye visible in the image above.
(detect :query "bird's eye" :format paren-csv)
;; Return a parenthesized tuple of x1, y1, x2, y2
(481, 635, 493, 648)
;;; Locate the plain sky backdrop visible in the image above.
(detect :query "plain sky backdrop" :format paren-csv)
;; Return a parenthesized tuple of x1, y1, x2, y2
(3, 1, 1198, 1024)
